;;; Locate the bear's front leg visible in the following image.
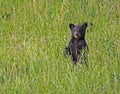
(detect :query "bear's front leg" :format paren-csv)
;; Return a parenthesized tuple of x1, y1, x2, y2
(63, 47, 71, 57)
(64, 40, 72, 57)
(82, 47, 89, 67)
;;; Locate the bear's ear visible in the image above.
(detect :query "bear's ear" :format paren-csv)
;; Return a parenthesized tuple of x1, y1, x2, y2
(82, 23, 88, 28)
(69, 23, 75, 30)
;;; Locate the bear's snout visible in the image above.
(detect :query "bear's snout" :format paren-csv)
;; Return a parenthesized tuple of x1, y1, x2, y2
(73, 32, 81, 39)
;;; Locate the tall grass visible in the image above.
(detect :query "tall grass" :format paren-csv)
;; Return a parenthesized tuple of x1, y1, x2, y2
(0, 0, 120, 94)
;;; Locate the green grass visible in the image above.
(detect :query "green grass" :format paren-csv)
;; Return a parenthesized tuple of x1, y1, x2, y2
(0, 0, 120, 94)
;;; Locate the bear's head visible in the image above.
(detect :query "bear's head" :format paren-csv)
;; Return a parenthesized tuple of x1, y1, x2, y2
(69, 23, 88, 40)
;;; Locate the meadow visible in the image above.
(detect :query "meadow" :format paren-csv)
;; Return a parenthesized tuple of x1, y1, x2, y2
(0, 0, 120, 94)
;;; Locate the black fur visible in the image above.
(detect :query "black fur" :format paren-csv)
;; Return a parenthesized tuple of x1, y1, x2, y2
(64, 23, 88, 65)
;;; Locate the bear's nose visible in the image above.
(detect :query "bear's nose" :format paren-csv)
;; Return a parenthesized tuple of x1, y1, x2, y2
(76, 33, 79, 36)
(74, 33, 79, 39)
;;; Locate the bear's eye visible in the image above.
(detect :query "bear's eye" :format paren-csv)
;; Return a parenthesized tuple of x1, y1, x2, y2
(73, 30, 76, 32)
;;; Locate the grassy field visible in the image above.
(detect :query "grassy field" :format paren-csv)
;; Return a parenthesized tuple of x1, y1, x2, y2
(0, 0, 120, 94)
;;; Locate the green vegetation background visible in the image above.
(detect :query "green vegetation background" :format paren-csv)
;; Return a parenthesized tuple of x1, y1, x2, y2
(0, 0, 120, 94)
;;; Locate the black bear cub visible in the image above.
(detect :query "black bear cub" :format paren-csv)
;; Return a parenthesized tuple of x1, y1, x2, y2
(64, 22, 88, 65)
